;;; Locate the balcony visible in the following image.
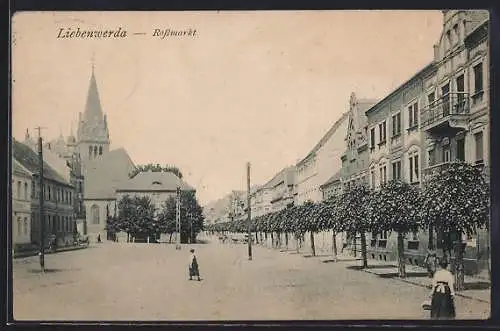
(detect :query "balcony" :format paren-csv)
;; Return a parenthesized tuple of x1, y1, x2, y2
(421, 92, 470, 133)
(422, 162, 451, 183)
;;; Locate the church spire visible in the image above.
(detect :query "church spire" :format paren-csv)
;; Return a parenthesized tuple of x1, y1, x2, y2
(83, 55, 104, 122)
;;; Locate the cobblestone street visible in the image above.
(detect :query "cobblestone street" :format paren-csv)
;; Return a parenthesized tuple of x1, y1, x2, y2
(13, 236, 490, 321)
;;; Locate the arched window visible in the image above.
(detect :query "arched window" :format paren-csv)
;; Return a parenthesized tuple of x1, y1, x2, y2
(89, 146, 93, 158)
(91, 204, 100, 224)
(24, 182, 28, 200)
(99, 146, 102, 155)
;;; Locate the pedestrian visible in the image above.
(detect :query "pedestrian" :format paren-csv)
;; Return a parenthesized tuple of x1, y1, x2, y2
(97, 234, 101, 243)
(188, 248, 201, 281)
(424, 249, 438, 278)
(429, 258, 456, 320)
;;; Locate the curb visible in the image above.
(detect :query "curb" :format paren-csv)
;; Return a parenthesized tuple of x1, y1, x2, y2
(362, 269, 490, 304)
(13, 245, 89, 259)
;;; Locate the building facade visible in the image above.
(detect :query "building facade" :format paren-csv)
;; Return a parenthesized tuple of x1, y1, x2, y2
(12, 158, 32, 246)
(13, 140, 76, 248)
(296, 112, 349, 204)
(267, 166, 296, 213)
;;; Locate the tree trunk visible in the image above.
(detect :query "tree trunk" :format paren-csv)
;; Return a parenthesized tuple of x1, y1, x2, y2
(454, 241, 465, 291)
(360, 232, 368, 269)
(255, 231, 258, 244)
(296, 233, 300, 253)
(486, 225, 491, 281)
(285, 232, 289, 250)
(428, 226, 434, 250)
(353, 235, 357, 257)
(169, 233, 173, 243)
(270, 232, 274, 248)
(127, 232, 130, 243)
(397, 232, 406, 278)
(332, 230, 338, 262)
(260, 232, 263, 245)
(310, 231, 316, 256)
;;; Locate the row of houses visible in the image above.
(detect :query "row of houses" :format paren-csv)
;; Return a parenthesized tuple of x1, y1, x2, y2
(216, 10, 490, 276)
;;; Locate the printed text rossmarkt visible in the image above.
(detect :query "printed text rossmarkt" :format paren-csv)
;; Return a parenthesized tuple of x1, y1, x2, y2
(153, 28, 197, 39)
(57, 27, 128, 39)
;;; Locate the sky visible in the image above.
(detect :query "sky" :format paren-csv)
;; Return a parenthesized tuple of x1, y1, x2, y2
(12, 10, 443, 206)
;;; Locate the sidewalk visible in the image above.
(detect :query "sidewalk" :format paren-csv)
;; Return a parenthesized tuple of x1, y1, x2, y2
(328, 253, 491, 304)
(13, 244, 89, 259)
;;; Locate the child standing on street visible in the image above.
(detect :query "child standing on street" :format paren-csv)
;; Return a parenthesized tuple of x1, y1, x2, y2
(188, 248, 201, 281)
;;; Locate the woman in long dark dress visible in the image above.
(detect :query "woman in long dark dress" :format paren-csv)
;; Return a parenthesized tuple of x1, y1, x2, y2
(188, 248, 201, 281)
(429, 258, 456, 319)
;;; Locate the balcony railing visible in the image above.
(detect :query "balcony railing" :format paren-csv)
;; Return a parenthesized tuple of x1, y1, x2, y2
(423, 162, 451, 183)
(421, 92, 470, 130)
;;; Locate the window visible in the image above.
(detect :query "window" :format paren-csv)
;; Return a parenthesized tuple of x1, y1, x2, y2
(392, 160, 402, 180)
(474, 63, 483, 94)
(24, 217, 28, 236)
(370, 128, 376, 149)
(99, 146, 103, 155)
(408, 102, 418, 128)
(379, 165, 387, 185)
(17, 181, 21, 199)
(370, 170, 375, 189)
(453, 24, 460, 44)
(475, 131, 484, 163)
(442, 83, 450, 116)
(380, 231, 388, 240)
(378, 121, 387, 144)
(24, 182, 28, 200)
(93, 146, 98, 157)
(32, 180, 36, 198)
(409, 152, 419, 183)
(446, 30, 451, 49)
(392, 113, 401, 136)
(456, 138, 465, 161)
(89, 146, 92, 158)
(17, 217, 22, 236)
(91, 204, 100, 224)
(456, 74, 465, 112)
(428, 91, 435, 106)
(443, 145, 450, 163)
(428, 149, 436, 167)
(48, 186, 51, 201)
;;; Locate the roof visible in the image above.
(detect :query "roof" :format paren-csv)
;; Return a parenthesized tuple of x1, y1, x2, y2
(84, 148, 136, 199)
(84, 68, 104, 122)
(365, 63, 435, 115)
(320, 169, 343, 189)
(12, 158, 32, 177)
(263, 166, 296, 189)
(12, 140, 70, 185)
(296, 112, 349, 166)
(116, 171, 195, 192)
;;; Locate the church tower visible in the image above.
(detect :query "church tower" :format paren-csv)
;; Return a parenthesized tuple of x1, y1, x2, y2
(76, 63, 110, 170)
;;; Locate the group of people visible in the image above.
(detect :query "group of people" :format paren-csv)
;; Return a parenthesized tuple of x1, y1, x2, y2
(424, 250, 456, 320)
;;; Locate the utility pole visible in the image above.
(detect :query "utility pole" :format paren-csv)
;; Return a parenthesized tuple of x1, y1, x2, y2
(247, 162, 252, 261)
(175, 176, 181, 250)
(35, 127, 46, 272)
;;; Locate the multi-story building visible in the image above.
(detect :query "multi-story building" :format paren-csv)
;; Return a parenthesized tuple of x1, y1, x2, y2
(13, 140, 76, 248)
(353, 10, 490, 277)
(296, 112, 349, 205)
(339, 93, 378, 190)
(267, 166, 296, 213)
(12, 158, 32, 246)
(364, 63, 434, 262)
(420, 10, 489, 276)
(250, 184, 273, 219)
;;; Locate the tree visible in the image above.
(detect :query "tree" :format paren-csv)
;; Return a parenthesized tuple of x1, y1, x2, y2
(337, 184, 371, 268)
(368, 180, 421, 278)
(159, 190, 204, 244)
(420, 161, 489, 291)
(128, 163, 184, 179)
(320, 195, 343, 261)
(117, 194, 135, 242)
